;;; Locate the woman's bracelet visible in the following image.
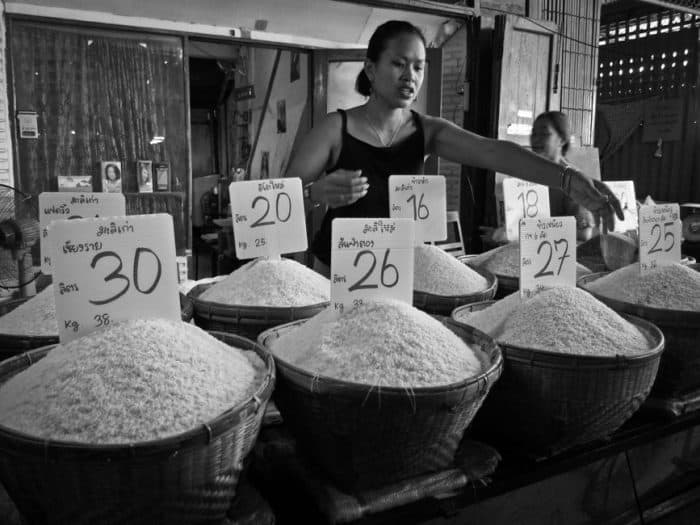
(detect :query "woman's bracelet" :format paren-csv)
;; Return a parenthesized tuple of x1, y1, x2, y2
(303, 181, 321, 208)
(560, 165, 573, 196)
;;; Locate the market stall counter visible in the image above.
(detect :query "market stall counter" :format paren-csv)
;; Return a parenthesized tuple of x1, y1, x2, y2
(250, 406, 700, 524)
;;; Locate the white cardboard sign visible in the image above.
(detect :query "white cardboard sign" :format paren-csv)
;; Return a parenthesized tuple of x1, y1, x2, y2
(503, 177, 550, 241)
(388, 175, 447, 243)
(229, 178, 307, 259)
(638, 203, 681, 274)
(604, 180, 638, 232)
(330, 218, 414, 313)
(39, 192, 125, 274)
(50, 214, 180, 343)
(519, 216, 576, 299)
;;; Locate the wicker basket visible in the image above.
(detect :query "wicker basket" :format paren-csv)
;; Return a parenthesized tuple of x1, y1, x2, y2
(257, 318, 503, 491)
(413, 265, 498, 315)
(578, 265, 700, 397)
(0, 331, 275, 525)
(451, 301, 664, 456)
(189, 283, 329, 340)
(0, 298, 58, 362)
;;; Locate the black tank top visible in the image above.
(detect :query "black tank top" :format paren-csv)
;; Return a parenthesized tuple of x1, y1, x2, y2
(311, 109, 425, 265)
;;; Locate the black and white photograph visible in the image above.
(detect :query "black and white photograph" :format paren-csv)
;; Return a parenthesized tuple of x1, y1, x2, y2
(137, 160, 153, 193)
(100, 161, 122, 193)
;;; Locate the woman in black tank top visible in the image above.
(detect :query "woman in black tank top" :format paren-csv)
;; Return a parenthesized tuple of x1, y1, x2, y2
(286, 21, 623, 275)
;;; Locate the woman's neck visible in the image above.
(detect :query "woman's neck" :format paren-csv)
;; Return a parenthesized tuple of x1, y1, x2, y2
(364, 98, 406, 130)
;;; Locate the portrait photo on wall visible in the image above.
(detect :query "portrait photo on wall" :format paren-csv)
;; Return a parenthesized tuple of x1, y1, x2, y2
(277, 99, 286, 134)
(290, 51, 300, 82)
(260, 151, 270, 180)
(137, 160, 153, 193)
(153, 162, 170, 191)
(101, 161, 122, 193)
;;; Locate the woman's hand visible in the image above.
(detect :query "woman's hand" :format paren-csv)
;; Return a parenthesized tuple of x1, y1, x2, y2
(311, 169, 369, 208)
(564, 168, 624, 234)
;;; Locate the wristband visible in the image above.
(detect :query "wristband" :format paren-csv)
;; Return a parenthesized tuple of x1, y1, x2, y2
(303, 181, 321, 208)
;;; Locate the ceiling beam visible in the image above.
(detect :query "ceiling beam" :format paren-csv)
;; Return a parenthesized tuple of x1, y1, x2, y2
(638, 0, 700, 17)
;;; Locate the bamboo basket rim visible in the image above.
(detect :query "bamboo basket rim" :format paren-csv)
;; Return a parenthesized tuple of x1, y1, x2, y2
(451, 300, 665, 367)
(577, 265, 700, 324)
(257, 316, 503, 397)
(0, 331, 275, 458)
(189, 282, 330, 317)
(413, 264, 498, 300)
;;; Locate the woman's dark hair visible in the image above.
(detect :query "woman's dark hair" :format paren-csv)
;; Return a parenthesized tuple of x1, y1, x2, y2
(535, 111, 571, 156)
(356, 20, 427, 97)
(105, 164, 121, 181)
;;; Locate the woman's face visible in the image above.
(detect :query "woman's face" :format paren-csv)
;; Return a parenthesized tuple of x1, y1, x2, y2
(141, 167, 150, 183)
(366, 33, 425, 108)
(106, 166, 118, 181)
(530, 119, 565, 161)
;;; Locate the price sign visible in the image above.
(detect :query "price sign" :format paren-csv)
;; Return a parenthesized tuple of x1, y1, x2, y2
(388, 175, 446, 242)
(503, 177, 550, 241)
(39, 192, 125, 274)
(604, 180, 638, 232)
(50, 214, 180, 343)
(638, 203, 681, 274)
(330, 218, 414, 313)
(229, 178, 306, 259)
(519, 216, 576, 299)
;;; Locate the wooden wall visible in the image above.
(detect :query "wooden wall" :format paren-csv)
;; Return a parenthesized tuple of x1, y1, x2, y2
(596, 8, 699, 202)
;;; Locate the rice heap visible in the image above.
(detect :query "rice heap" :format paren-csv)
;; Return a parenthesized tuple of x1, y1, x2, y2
(0, 319, 260, 444)
(270, 298, 482, 387)
(414, 245, 489, 295)
(0, 285, 57, 336)
(584, 263, 700, 311)
(200, 257, 330, 307)
(453, 287, 652, 356)
(469, 242, 591, 278)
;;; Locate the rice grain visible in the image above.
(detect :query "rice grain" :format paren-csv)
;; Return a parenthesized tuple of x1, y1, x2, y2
(0, 319, 259, 444)
(200, 257, 329, 307)
(414, 245, 488, 295)
(270, 299, 482, 387)
(454, 287, 652, 356)
(0, 285, 57, 336)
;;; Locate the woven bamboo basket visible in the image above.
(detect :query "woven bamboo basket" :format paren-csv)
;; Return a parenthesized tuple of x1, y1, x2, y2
(257, 318, 503, 491)
(578, 264, 700, 397)
(451, 301, 664, 456)
(0, 298, 58, 361)
(413, 265, 498, 315)
(189, 283, 329, 340)
(0, 331, 275, 525)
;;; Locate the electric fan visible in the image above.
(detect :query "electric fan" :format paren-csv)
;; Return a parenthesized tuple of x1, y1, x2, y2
(0, 184, 40, 297)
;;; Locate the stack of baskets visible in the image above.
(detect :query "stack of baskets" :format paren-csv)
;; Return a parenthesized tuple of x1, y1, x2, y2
(413, 264, 498, 316)
(578, 264, 700, 398)
(257, 318, 503, 490)
(0, 332, 275, 525)
(452, 301, 664, 456)
(189, 282, 328, 339)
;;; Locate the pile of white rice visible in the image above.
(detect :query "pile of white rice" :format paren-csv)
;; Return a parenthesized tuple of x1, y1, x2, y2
(200, 257, 330, 307)
(0, 319, 261, 444)
(584, 263, 700, 311)
(453, 287, 652, 356)
(469, 242, 591, 279)
(414, 245, 488, 295)
(269, 298, 483, 387)
(0, 285, 57, 336)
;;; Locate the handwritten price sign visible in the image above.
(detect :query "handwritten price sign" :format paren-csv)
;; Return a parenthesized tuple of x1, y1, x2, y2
(503, 177, 551, 241)
(388, 175, 446, 242)
(39, 192, 125, 274)
(638, 203, 681, 274)
(330, 218, 414, 313)
(50, 214, 180, 343)
(229, 178, 306, 259)
(519, 216, 576, 299)
(604, 180, 638, 232)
